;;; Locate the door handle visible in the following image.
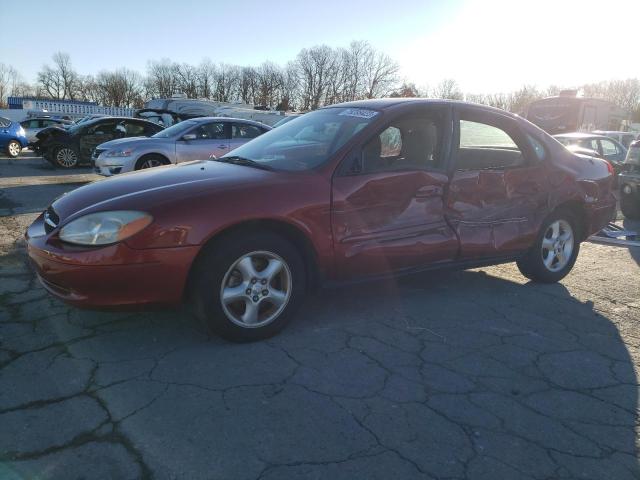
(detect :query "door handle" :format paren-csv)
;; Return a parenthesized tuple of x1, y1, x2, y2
(414, 185, 443, 198)
(218, 145, 227, 149)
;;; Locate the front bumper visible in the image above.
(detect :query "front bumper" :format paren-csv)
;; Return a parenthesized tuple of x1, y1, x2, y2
(92, 153, 134, 176)
(26, 214, 199, 308)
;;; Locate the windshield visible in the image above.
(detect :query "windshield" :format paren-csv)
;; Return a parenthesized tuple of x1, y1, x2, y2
(152, 120, 197, 138)
(220, 107, 379, 171)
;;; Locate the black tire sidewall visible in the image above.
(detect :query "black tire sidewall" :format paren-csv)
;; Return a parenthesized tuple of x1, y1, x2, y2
(517, 209, 581, 283)
(192, 232, 306, 342)
(620, 190, 640, 220)
(6, 140, 20, 158)
(136, 155, 167, 170)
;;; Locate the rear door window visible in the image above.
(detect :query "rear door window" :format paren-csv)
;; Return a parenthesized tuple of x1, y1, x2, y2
(232, 123, 263, 139)
(457, 119, 525, 170)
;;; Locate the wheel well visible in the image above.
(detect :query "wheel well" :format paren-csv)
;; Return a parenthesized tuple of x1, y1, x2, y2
(135, 153, 170, 170)
(183, 220, 321, 301)
(553, 200, 588, 240)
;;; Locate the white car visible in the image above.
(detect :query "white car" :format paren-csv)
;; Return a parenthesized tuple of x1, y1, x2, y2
(93, 117, 270, 176)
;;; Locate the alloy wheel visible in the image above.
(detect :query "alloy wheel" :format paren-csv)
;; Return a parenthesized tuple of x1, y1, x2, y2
(8, 141, 20, 157)
(541, 220, 574, 272)
(140, 158, 163, 169)
(56, 148, 78, 168)
(220, 251, 292, 328)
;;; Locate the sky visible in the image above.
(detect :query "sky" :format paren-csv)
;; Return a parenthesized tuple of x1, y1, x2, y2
(0, 0, 638, 94)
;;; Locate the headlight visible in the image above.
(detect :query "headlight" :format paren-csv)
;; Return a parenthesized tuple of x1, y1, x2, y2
(105, 149, 134, 157)
(59, 211, 152, 246)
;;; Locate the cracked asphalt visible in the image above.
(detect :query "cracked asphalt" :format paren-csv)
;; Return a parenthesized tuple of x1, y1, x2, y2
(1, 156, 639, 480)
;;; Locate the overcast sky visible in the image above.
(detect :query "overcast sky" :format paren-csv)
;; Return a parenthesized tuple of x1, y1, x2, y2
(1, 0, 638, 94)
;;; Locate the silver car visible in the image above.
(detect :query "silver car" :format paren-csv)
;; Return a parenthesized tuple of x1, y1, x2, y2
(20, 117, 73, 144)
(93, 117, 271, 176)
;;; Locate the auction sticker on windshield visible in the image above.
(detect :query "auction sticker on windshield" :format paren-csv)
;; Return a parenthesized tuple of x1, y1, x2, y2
(338, 108, 379, 119)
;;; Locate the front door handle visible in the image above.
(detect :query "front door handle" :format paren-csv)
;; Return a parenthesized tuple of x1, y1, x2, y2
(218, 145, 228, 149)
(414, 185, 443, 198)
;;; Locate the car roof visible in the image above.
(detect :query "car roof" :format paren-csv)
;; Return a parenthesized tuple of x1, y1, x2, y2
(323, 98, 519, 118)
(593, 130, 635, 135)
(553, 132, 608, 139)
(187, 116, 271, 128)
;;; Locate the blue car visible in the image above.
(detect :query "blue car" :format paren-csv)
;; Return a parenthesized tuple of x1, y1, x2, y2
(0, 116, 28, 158)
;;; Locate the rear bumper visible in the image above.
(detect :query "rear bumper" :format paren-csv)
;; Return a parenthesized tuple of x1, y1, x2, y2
(584, 195, 617, 237)
(26, 215, 199, 308)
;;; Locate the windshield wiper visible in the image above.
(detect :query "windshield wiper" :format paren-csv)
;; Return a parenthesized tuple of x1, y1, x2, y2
(214, 156, 273, 171)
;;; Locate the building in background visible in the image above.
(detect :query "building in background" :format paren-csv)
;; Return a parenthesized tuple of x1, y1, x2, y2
(5, 97, 134, 121)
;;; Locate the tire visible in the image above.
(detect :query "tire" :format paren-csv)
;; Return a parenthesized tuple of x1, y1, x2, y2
(516, 209, 581, 283)
(135, 154, 169, 170)
(6, 140, 21, 158)
(191, 232, 306, 342)
(620, 187, 640, 220)
(53, 146, 79, 168)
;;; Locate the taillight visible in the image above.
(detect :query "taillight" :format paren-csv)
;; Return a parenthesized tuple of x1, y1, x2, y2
(604, 159, 614, 176)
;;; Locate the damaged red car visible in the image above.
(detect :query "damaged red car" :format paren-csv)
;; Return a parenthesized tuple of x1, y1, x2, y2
(26, 99, 616, 341)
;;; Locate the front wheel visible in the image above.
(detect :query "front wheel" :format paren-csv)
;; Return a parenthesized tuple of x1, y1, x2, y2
(136, 155, 168, 170)
(54, 146, 79, 168)
(620, 185, 640, 220)
(191, 232, 306, 342)
(517, 210, 580, 283)
(6, 140, 21, 158)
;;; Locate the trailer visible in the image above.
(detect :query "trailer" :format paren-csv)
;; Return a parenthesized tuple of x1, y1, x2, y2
(525, 91, 628, 135)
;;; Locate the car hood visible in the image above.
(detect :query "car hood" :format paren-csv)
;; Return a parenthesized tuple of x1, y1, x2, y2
(50, 160, 272, 221)
(35, 126, 69, 140)
(97, 136, 165, 149)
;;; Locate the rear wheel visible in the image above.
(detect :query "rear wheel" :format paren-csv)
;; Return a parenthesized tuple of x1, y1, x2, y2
(6, 140, 21, 158)
(136, 155, 169, 170)
(191, 232, 306, 342)
(517, 210, 580, 283)
(620, 185, 640, 220)
(54, 146, 79, 168)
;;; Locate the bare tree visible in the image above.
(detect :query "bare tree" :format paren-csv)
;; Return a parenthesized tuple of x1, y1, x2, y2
(361, 47, 400, 99)
(296, 45, 338, 110)
(94, 69, 143, 108)
(390, 82, 420, 98)
(432, 79, 463, 100)
(37, 52, 79, 100)
(0, 63, 20, 107)
(145, 59, 179, 99)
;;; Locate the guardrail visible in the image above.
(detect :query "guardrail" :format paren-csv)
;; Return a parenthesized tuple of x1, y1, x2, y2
(22, 100, 134, 118)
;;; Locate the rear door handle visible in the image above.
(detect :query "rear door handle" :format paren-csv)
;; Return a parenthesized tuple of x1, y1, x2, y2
(415, 185, 443, 198)
(218, 145, 228, 149)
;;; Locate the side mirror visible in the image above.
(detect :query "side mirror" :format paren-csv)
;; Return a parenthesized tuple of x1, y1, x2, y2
(182, 133, 197, 141)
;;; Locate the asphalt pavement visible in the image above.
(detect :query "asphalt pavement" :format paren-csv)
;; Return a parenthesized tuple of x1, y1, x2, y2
(0, 156, 639, 479)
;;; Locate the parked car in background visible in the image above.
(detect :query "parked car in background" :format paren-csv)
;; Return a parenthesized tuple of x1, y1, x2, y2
(26, 99, 616, 341)
(619, 140, 640, 219)
(0, 116, 28, 158)
(272, 114, 302, 128)
(93, 117, 270, 176)
(20, 117, 74, 144)
(554, 132, 627, 173)
(33, 117, 163, 168)
(592, 130, 638, 149)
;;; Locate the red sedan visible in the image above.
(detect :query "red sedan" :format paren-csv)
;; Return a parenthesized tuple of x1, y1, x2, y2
(26, 99, 616, 341)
